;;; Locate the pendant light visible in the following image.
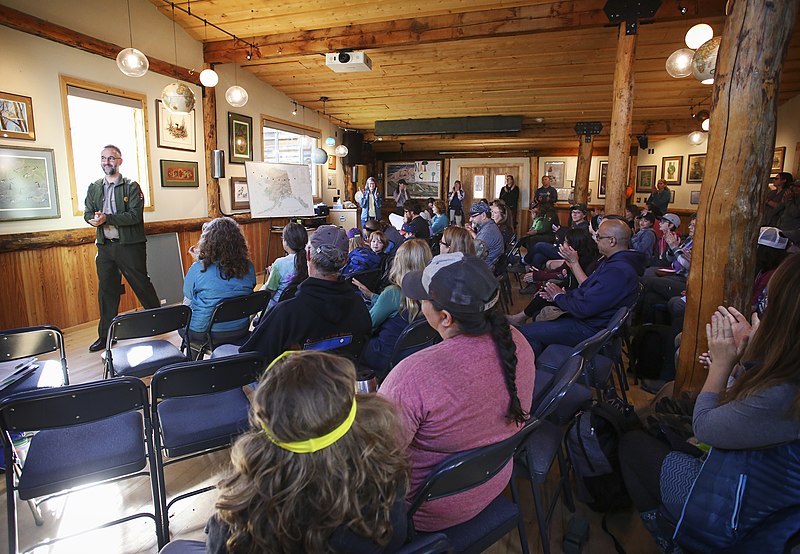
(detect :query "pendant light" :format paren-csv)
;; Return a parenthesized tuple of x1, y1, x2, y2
(198, 21, 219, 87)
(685, 23, 713, 49)
(116, 0, 149, 77)
(692, 36, 721, 85)
(161, 4, 196, 114)
(225, 48, 249, 107)
(665, 48, 694, 78)
(688, 131, 707, 145)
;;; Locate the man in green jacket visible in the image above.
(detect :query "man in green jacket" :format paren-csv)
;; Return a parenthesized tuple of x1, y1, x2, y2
(84, 145, 160, 352)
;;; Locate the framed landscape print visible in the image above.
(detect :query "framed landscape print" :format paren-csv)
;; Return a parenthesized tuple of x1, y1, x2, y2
(0, 146, 60, 220)
(230, 176, 249, 210)
(597, 160, 609, 199)
(0, 91, 35, 140)
(384, 160, 441, 198)
(690, 190, 701, 205)
(160, 159, 199, 187)
(228, 112, 253, 164)
(543, 160, 566, 188)
(661, 156, 683, 185)
(687, 154, 706, 183)
(156, 99, 195, 151)
(636, 165, 657, 193)
(772, 146, 786, 173)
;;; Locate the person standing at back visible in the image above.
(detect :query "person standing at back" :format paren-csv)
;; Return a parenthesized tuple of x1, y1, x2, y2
(84, 145, 160, 352)
(498, 174, 519, 228)
(646, 179, 671, 215)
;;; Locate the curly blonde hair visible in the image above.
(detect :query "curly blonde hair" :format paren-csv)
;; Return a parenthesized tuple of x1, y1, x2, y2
(214, 351, 408, 553)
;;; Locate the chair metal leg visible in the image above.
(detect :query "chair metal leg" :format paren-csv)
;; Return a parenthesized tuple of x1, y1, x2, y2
(509, 469, 531, 554)
(530, 481, 551, 554)
(556, 447, 576, 513)
(7, 452, 19, 554)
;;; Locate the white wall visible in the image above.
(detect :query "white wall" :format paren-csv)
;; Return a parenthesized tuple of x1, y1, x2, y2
(775, 93, 800, 180)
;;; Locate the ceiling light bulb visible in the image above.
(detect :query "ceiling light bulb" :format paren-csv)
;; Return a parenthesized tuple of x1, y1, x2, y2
(225, 85, 249, 107)
(665, 48, 695, 78)
(199, 68, 219, 87)
(685, 23, 713, 49)
(325, 137, 336, 146)
(116, 48, 149, 77)
(688, 130, 707, 145)
(334, 144, 349, 157)
(701, 118, 710, 131)
(311, 147, 329, 164)
(292, 107, 297, 116)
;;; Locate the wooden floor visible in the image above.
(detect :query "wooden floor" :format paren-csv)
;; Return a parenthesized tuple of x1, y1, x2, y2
(0, 291, 661, 553)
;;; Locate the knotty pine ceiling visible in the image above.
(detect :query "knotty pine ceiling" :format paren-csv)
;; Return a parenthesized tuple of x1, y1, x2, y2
(154, 0, 800, 154)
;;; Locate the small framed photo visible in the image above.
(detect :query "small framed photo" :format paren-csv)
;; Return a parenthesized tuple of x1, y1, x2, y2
(327, 176, 336, 190)
(156, 100, 196, 151)
(661, 156, 683, 185)
(0, 91, 36, 140)
(230, 176, 249, 210)
(687, 154, 706, 183)
(543, 160, 566, 188)
(636, 165, 657, 193)
(690, 190, 701, 205)
(160, 159, 199, 187)
(772, 146, 786, 173)
(328, 155, 337, 170)
(597, 160, 608, 199)
(228, 112, 253, 164)
(0, 145, 59, 220)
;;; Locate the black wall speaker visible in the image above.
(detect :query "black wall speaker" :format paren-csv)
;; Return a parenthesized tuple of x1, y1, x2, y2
(342, 131, 363, 166)
(637, 135, 649, 150)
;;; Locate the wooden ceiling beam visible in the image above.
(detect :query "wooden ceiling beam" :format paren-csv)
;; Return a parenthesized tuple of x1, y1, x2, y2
(203, 0, 727, 64)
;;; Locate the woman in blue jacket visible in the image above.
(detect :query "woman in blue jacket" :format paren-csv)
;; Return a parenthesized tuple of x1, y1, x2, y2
(360, 176, 383, 227)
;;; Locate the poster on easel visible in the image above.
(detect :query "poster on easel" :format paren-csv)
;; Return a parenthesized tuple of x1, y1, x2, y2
(245, 162, 315, 219)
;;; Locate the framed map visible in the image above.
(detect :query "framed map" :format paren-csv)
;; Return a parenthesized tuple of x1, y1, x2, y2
(385, 160, 441, 198)
(245, 161, 314, 218)
(0, 146, 59, 220)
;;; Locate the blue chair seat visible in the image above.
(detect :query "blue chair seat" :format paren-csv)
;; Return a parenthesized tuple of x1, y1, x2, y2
(158, 388, 250, 458)
(537, 344, 613, 387)
(422, 495, 519, 554)
(1, 360, 66, 398)
(109, 340, 188, 378)
(18, 410, 145, 500)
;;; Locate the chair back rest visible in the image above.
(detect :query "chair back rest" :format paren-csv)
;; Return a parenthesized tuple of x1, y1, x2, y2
(346, 268, 382, 292)
(109, 305, 192, 342)
(533, 355, 586, 420)
(575, 327, 612, 361)
(408, 419, 542, 516)
(152, 353, 266, 400)
(209, 291, 270, 325)
(0, 377, 148, 433)
(302, 334, 353, 352)
(389, 318, 442, 368)
(605, 306, 631, 337)
(0, 325, 65, 362)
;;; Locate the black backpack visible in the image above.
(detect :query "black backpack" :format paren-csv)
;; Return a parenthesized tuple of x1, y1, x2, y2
(566, 401, 639, 513)
(629, 324, 675, 380)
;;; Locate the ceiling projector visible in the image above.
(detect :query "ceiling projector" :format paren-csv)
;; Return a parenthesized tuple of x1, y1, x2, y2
(325, 51, 372, 73)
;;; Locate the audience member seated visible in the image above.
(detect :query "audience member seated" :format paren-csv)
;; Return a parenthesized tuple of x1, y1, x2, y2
(631, 212, 658, 261)
(439, 225, 476, 256)
(521, 201, 559, 251)
(341, 230, 387, 279)
(625, 204, 641, 231)
(533, 175, 558, 205)
(525, 203, 590, 269)
(509, 227, 600, 324)
(466, 202, 504, 270)
(619, 255, 800, 552)
(520, 219, 644, 357)
(262, 221, 308, 310)
(202, 351, 408, 553)
(490, 200, 516, 249)
(778, 177, 800, 233)
(355, 239, 432, 380)
(232, 225, 371, 363)
(765, 171, 793, 226)
(380, 253, 534, 532)
(649, 213, 681, 268)
(182, 217, 256, 345)
(430, 199, 449, 236)
(752, 226, 790, 315)
(402, 200, 431, 240)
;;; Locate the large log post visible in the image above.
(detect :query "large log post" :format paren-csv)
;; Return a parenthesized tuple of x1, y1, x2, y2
(605, 22, 636, 216)
(203, 75, 221, 219)
(675, 0, 798, 394)
(627, 149, 638, 206)
(574, 136, 593, 205)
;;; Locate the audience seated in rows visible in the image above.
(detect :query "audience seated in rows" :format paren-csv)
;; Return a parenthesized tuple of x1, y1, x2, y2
(430, 199, 449, 236)
(402, 200, 430, 240)
(520, 219, 644, 357)
(649, 213, 681, 268)
(490, 200, 516, 248)
(182, 217, 256, 345)
(764, 171, 793, 227)
(439, 225, 476, 256)
(520, 201, 559, 251)
(524, 203, 590, 270)
(341, 230, 387, 279)
(466, 202, 504, 270)
(380, 253, 535, 532)
(630, 212, 657, 262)
(261, 221, 308, 310)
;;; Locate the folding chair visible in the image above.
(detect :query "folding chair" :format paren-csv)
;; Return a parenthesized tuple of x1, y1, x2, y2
(0, 325, 69, 394)
(104, 305, 191, 379)
(0, 377, 164, 553)
(388, 318, 442, 369)
(188, 290, 270, 360)
(151, 353, 266, 539)
(406, 422, 541, 554)
(302, 333, 367, 363)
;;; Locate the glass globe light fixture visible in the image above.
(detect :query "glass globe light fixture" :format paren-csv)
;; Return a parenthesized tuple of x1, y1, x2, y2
(688, 131, 707, 145)
(199, 68, 219, 87)
(161, 82, 196, 114)
(311, 147, 329, 164)
(225, 85, 249, 107)
(116, 48, 149, 77)
(692, 36, 721, 85)
(665, 48, 695, 78)
(701, 118, 710, 132)
(685, 23, 713, 49)
(334, 144, 349, 157)
(325, 137, 336, 146)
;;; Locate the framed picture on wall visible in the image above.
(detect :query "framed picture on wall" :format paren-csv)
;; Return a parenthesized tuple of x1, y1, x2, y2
(384, 160, 441, 198)
(661, 156, 683, 185)
(0, 91, 35, 140)
(597, 160, 608, 199)
(795, 142, 800, 177)
(690, 190, 701, 205)
(543, 160, 566, 188)
(156, 100, 196, 151)
(228, 112, 253, 164)
(687, 154, 706, 183)
(636, 165, 657, 193)
(0, 146, 59, 220)
(160, 159, 199, 187)
(230, 176, 249, 210)
(772, 146, 786, 173)
(327, 154, 336, 170)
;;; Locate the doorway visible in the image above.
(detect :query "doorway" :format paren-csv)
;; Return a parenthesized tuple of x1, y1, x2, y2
(459, 164, 522, 227)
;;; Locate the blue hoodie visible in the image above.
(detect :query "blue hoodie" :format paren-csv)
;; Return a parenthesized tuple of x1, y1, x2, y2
(554, 249, 646, 330)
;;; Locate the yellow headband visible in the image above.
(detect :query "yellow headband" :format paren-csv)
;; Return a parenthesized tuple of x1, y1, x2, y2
(259, 350, 358, 454)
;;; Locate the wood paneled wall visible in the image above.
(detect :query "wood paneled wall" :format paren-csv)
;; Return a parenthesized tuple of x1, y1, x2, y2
(0, 219, 276, 331)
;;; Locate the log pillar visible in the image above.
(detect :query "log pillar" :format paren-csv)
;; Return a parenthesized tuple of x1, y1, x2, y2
(675, 0, 798, 394)
(202, 76, 221, 219)
(626, 149, 638, 206)
(525, 155, 539, 231)
(605, 22, 636, 216)
(574, 136, 593, 205)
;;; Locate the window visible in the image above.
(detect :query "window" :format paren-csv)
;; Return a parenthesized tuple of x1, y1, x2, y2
(60, 76, 153, 215)
(494, 175, 506, 200)
(261, 116, 321, 198)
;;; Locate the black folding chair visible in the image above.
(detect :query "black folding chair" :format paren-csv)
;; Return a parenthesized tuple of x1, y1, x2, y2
(188, 290, 270, 360)
(104, 305, 191, 379)
(0, 377, 164, 553)
(0, 325, 69, 393)
(388, 318, 442, 369)
(151, 353, 266, 539)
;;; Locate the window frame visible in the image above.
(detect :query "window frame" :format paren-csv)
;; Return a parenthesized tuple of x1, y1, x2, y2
(260, 114, 322, 201)
(59, 75, 155, 216)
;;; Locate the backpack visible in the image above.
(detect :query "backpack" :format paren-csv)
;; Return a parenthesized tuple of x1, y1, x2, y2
(629, 324, 675, 380)
(565, 401, 639, 512)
